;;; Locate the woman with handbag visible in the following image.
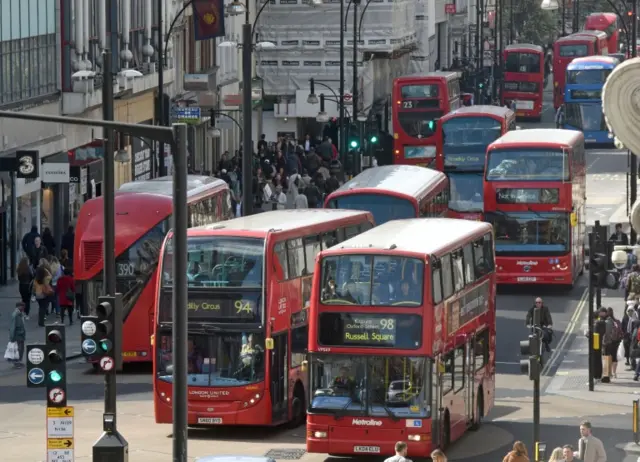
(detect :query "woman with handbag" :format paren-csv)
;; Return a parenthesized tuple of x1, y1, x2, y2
(56, 267, 75, 325)
(33, 262, 53, 327)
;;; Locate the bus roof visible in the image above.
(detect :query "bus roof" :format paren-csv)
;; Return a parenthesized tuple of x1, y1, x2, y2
(440, 105, 514, 121)
(328, 218, 492, 256)
(505, 43, 544, 53)
(395, 72, 459, 84)
(573, 30, 607, 40)
(585, 12, 617, 24)
(329, 165, 447, 200)
(118, 175, 226, 199)
(567, 56, 618, 70)
(556, 33, 597, 44)
(192, 209, 371, 235)
(489, 129, 584, 149)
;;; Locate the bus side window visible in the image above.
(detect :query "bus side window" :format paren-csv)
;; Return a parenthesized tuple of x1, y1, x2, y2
(274, 242, 289, 280)
(321, 231, 339, 249)
(360, 220, 374, 232)
(441, 351, 454, 394)
(303, 235, 322, 275)
(483, 233, 495, 271)
(441, 254, 454, 299)
(462, 244, 475, 284)
(286, 238, 305, 278)
(432, 259, 443, 304)
(454, 345, 465, 392)
(452, 250, 464, 292)
(474, 329, 489, 371)
(291, 325, 308, 368)
(335, 227, 347, 244)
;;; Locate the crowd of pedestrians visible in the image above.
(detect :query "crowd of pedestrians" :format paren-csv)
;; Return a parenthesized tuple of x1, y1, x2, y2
(8, 225, 76, 368)
(211, 134, 344, 215)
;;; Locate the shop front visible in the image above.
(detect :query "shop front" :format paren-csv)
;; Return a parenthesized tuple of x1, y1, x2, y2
(41, 153, 71, 253)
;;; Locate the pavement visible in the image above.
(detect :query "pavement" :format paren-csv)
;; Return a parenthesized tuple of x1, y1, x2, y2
(0, 281, 82, 377)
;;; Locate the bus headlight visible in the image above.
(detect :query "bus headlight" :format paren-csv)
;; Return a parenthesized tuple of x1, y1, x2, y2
(313, 431, 328, 438)
(408, 434, 425, 441)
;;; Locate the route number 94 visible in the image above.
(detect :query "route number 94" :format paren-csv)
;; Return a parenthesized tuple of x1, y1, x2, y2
(235, 300, 254, 314)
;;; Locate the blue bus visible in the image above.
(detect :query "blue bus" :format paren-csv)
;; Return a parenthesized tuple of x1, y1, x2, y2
(563, 56, 619, 144)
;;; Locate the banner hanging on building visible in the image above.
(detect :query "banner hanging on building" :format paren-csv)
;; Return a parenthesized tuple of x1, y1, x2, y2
(192, 0, 225, 41)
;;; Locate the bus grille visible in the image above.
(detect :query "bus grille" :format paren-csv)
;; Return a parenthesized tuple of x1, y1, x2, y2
(83, 241, 103, 271)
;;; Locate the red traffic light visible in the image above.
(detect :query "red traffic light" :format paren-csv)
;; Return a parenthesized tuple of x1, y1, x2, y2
(47, 330, 63, 344)
(629, 10, 633, 16)
(96, 301, 113, 318)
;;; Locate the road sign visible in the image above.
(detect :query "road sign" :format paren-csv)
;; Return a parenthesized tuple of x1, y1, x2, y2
(28, 368, 45, 385)
(81, 320, 96, 336)
(28, 347, 45, 365)
(343, 93, 353, 105)
(99, 356, 114, 371)
(48, 388, 66, 404)
(47, 406, 74, 462)
(174, 106, 201, 121)
(81, 339, 97, 355)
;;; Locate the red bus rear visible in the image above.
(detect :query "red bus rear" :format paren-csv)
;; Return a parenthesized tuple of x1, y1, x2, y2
(502, 44, 545, 119)
(75, 176, 232, 364)
(584, 13, 618, 54)
(553, 33, 607, 109)
(392, 72, 461, 167)
(153, 209, 375, 426)
(324, 165, 449, 224)
(307, 218, 496, 457)
(438, 106, 516, 221)
(483, 129, 586, 286)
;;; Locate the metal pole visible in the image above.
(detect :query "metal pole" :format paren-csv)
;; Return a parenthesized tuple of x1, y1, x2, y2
(339, 0, 346, 162)
(353, 0, 360, 174)
(493, 0, 498, 102)
(10, 173, 15, 279)
(509, 0, 513, 43)
(157, 0, 166, 177)
(588, 231, 595, 391)
(532, 307, 540, 450)
(172, 123, 188, 462)
(561, 0, 565, 35)
(241, 22, 254, 216)
(631, 0, 637, 245)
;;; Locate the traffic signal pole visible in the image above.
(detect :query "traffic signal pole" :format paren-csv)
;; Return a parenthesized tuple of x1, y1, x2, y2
(532, 308, 541, 453)
(588, 231, 595, 391)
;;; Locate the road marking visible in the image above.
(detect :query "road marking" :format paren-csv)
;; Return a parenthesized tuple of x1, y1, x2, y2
(541, 287, 588, 376)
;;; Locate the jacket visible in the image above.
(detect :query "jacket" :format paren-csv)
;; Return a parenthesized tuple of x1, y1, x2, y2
(525, 305, 553, 327)
(9, 309, 26, 342)
(56, 275, 75, 307)
(576, 435, 607, 462)
(502, 451, 529, 462)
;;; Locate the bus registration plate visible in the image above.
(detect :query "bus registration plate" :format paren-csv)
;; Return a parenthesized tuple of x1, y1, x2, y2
(516, 101, 533, 110)
(517, 277, 537, 282)
(354, 446, 380, 453)
(197, 417, 223, 424)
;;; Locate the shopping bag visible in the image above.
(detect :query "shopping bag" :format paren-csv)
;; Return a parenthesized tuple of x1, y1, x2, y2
(4, 341, 18, 361)
(618, 341, 626, 362)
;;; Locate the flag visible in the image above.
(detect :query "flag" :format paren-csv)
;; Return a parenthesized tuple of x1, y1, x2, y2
(192, 0, 225, 41)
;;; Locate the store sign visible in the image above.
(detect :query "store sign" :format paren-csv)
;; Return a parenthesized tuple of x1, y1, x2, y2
(16, 150, 39, 180)
(132, 120, 153, 181)
(41, 163, 70, 183)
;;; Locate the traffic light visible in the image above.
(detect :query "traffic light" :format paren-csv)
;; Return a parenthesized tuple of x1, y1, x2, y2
(349, 138, 359, 149)
(369, 134, 378, 143)
(520, 334, 541, 380)
(427, 118, 439, 132)
(590, 251, 608, 287)
(80, 294, 123, 372)
(45, 325, 67, 407)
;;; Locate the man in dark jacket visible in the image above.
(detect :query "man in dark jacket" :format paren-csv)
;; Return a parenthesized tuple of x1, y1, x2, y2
(21, 226, 39, 256)
(526, 297, 553, 351)
(61, 226, 75, 259)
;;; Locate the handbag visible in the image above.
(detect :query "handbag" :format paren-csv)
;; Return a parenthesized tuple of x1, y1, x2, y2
(4, 341, 19, 361)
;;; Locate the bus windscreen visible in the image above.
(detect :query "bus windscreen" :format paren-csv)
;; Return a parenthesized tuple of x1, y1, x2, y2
(486, 149, 569, 181)
(505, 52, 541, 73)
(567, 69, 612, 84)
(442, 116, 502, 169)
(397, 111, 442, 138)
(328, 194, 416, 225)
(565, 103, 607, 131)
(156, 331, 266, 386)
(448, 172, 484, 212)
(559, 44, 589, 57)
(320, 255, 424, 306)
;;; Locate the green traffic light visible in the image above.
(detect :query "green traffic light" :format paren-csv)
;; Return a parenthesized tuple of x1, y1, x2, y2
(479, 83, 484, 88)
(99, 339, 113, 352)
(49, 370, 63, 382)
(350, 140, 358, 148)
(370, 136, 378, 143)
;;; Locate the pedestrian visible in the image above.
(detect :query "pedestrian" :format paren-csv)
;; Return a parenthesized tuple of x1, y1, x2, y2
(599, 307, 615, 382)
(29, 236, 48, 270)
(16, 257, 33, 320)
(56, 267, 75, 325)
(21, 225, 39, 256)
(9, 302, 26, 368)
(609, 223, 630, 245)
(562, 445, 575, 461)
(49, 256, 63, 318)
(274, 185, 287, 210)
(548, 447, 564, 461)
(623, 302, 639, 366)
(431, 449, 447, 462)
(294, 186, 308, 209)
(33, 262, 54, 327)
(502, 441, 529, 462)
(42, 227, 55, 256)
(575, 421, 606, 462)
(384, 441, 411, 462)
(606, 306, 624, 377)
(60, 226, 75, 259)
(59, 248, 72, 272)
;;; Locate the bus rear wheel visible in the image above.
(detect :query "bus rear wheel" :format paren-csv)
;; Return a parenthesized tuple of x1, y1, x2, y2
(288, 385, 306, 428)
(470, 391, 483, 431)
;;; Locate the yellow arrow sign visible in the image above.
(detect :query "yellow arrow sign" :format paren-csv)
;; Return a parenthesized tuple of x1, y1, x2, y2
(47, 407, 74, 417)
(47, 438, 74, 449)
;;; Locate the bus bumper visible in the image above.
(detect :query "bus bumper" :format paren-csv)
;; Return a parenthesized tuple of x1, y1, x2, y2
(497, 271, 573, 285)
(307, 422, 433, 458)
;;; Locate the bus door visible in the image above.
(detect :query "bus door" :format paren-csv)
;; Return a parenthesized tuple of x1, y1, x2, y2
(466, 337, 476, 424)
(432, 355, 443, 446)
(270, 332, 289, 422)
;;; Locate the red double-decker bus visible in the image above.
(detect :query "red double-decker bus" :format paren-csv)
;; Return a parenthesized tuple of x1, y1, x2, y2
(324, 165, 449, 224)
(502, 44, 545, 120)
(553, 32, 609, 109)
(483, 129, 586, 286)
(438, 106, 516, 221)
(392, 72, 461, 167)
(75, 176, 232, 365)
(585, 12, 619, 53)
(306, 218, 496, 457)
(153, 209, 375, 426)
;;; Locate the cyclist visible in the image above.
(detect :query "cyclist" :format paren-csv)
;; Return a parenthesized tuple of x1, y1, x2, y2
(526, 297, 554, 352)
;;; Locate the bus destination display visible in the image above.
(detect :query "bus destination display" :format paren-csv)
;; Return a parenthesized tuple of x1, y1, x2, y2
(496, 188, 559, 204)
(343, 315, 397, 346)
(569, 89, 601, 100)
(160, 291, 260, 322)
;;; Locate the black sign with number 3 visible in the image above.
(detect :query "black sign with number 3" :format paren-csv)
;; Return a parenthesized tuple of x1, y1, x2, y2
(16, 150, 39, 179)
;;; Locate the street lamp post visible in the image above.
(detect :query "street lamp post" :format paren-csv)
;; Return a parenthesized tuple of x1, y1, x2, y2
(157, 0, 165, 177)
(208, 108, 243, 138)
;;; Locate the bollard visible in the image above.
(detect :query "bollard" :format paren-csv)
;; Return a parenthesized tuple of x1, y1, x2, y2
(634, 399, 640, 444)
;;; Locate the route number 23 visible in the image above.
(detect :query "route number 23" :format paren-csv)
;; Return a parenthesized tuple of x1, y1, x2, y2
(402, 101, 413, 109)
